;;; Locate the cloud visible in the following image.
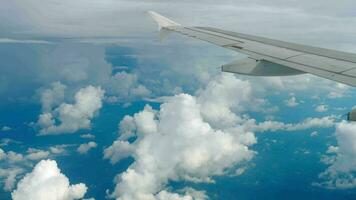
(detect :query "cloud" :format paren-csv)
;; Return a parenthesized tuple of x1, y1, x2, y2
(0, 149, 5, 160)
(284, 96, 299, 107)
(310, 131, 318, 137)
(6, 151, 25, 164)
(104, 72, 346, 199)
(0, 38, 52, 44)
(25, 148, 50, 161)
(80, 134, 95, 139)
(0, 168, 24, 191)
(327, 83, 350, 99)
(156, 189, 207, 200)
(105, 80, 257, 199)
(40, 82, 67, 112)
(105, 71, 151, 103)
(104, 141, 134, 164)
(3, 0, 356, 46)
(11, 159, 88, 200)
(77, 142, 97, 154)
(315, 104, 328, 112)
(50, 145, 68, 155)
(196, 74, 255, 128)
(316, 121, 356, 189)
(1, 126, 12, 131)
(0, 138, 21, 147)
(246, 116, 336, 133)
(0, 145, 71, 191)
(37, 85, 105, 135)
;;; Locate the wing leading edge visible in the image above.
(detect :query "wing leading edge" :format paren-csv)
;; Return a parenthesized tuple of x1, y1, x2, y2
(148, 11, 356, 87)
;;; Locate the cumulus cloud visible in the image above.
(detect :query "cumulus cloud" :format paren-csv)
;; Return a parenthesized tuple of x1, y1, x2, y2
(104, 72, 347, 199)
(284, 96, 299, 107)
(0, 145, 72, 192)
(11, 159, 88, 200)
(0, 168, 24, 191)
(315, 104, 328, 112)
(105, 74, 258, 199)
(37, 85, 105, 135)
(40, 82, 67, 112)
(0, 149, 26, 191)
(327, 83, 350, 99)
(105, 71, 151, 103)
(6, 151, 25, 164)
(77, 142, 97, 154)
(246, 116, 336, 133)
(50, 145, 68, 155)
(106, 95, 256, 199)
(196, 74, 255, 128)
(25, 148, 50, 161)
(316, 121, 356, 189)
(104, 141, 135, 164)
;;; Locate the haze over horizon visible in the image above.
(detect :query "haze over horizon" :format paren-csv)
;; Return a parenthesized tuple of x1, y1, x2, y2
(0, 1, 356, 200)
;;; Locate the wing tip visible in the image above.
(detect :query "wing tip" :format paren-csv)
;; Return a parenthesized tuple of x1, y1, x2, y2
(147, 11, 181, 29)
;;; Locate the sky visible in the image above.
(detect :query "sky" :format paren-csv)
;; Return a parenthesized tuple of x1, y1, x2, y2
(0, 0, 356, 200)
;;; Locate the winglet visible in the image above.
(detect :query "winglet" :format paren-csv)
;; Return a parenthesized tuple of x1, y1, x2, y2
(147, 11, 181, 30)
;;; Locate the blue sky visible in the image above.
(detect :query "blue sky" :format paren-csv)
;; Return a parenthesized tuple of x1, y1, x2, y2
(0, 1, 356, 200)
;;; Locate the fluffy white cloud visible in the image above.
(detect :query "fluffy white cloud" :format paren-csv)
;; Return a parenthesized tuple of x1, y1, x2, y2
(196, 74, 254, 128)
(284, 96, 299, 107)
(40, 82, 66, 112)
(104, 141, 134, 164)
(6, 151, 25, 163)
(0, 149, 25, 191)
(315, 104, 328, 112)
(246, 116, 336, 133)
(37, 85, 105, 135)
(0, 168, 24, 191)
(105, 91, 256, 199)
(156, 189, 206, 200)
(77, 142, 97, 154)
(327, 83, 349, 99)
(11, 159, 88, 200)
(105, 72, 346, 199)
(316, 121, 356, 189)
(50, 145, 68, 155)
(25, 148, 50, 161)
(0, 145, 71, 191)
(106, 72, 151, 101)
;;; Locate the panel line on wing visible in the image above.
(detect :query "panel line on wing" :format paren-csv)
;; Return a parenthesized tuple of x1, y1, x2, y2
(236, 47, 356, 79)
(197, 27, 356, 64)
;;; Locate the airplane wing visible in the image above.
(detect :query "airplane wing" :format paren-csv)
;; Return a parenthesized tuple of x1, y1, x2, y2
(148, 11, 356, 87)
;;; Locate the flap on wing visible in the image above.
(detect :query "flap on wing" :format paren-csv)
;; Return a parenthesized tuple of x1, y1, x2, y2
(222, 58, 305, 76)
